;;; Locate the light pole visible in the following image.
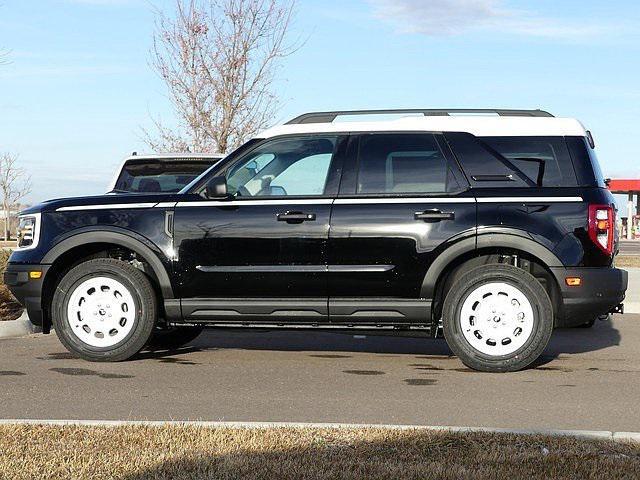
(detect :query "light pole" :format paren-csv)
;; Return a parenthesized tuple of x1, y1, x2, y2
(628, 192, 635, 240)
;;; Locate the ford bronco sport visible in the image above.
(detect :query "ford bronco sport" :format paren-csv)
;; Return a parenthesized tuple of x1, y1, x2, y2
(5, 109, 627, 372)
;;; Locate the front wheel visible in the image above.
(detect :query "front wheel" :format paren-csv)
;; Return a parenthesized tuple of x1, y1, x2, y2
(51, 258, 157, 362)
(442, 264, 553, 372)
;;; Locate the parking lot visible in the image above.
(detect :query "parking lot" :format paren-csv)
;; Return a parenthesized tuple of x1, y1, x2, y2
(1, 313, 638, 432)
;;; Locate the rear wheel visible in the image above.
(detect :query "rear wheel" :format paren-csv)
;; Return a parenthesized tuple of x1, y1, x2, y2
(442, 264, 553, 372)
(51, 258, 157, 362)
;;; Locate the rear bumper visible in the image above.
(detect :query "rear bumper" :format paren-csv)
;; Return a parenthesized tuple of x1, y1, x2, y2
(550, 267, 628, 327)
(3, 263, 49, 327)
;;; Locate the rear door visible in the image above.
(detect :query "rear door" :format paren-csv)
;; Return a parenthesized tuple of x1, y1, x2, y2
(327, 132, 476, 324)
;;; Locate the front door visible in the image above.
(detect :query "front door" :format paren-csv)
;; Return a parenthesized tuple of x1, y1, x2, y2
(328, 133, 476, 324)
(173, 134, 346, 323)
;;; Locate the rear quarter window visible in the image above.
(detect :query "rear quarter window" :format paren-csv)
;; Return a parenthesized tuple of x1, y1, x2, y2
(480, 136, 578, 187)
(445, 133, 578, 188)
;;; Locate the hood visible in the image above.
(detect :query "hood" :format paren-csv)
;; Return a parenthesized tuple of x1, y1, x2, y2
(20, 192, 181, 215)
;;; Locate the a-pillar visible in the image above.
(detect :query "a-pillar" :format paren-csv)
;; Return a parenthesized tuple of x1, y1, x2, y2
(628, 192, 635, 240)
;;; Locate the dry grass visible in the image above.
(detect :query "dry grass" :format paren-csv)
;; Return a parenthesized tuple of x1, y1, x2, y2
(0, 425, 638, 480)
(0, 249, 22, 321)
(616, 255, 640, 268)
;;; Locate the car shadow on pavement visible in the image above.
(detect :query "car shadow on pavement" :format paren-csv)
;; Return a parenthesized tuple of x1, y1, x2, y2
(181, 317, 621, 363)
(535, 317, 621, 366)
(135, 346, 205, 361)
(190, 328, 454, 356)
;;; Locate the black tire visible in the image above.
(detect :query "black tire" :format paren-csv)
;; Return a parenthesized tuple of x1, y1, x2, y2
(442, 264, 554, 373)
(51, 258, 157, 362)
(146, 326, 204, 351)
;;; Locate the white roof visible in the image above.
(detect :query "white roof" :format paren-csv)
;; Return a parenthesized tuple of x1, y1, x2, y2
(257, 116, 588, 139)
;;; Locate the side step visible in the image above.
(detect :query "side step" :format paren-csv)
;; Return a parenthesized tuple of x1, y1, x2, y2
(167, 322, 435, 337)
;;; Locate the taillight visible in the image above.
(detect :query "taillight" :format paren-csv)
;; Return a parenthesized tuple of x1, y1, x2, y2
(588, 204, 614, 256)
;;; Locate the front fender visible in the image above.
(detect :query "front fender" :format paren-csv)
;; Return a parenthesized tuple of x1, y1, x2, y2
(41, 228, 175, 299)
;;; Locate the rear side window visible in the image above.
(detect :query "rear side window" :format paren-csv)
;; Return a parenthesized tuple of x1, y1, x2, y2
(480, 137, 577, 187)
(356, 134, 463, 194)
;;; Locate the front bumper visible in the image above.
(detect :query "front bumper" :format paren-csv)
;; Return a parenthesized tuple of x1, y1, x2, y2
(4, 263, 50, 327)
(550, 266, 628, 327)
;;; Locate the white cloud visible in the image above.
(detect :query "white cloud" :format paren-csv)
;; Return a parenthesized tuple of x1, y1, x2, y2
(368, 0, 608, 39)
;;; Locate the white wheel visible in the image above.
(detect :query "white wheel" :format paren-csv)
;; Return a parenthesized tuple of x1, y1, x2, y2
(459, 281, 535, 357)
(443, 264, 553, 372)
(66, 276, 137, 348)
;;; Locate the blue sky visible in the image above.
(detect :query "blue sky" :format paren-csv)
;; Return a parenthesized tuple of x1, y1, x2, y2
(1, 0, 639, 205)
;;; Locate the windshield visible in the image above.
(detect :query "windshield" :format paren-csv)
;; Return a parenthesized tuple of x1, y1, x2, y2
(114, 160, 216, 193)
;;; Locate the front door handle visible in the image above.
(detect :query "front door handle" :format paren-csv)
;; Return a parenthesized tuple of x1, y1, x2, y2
(277, 211, 316, 224)
(414, 209, 455, 222)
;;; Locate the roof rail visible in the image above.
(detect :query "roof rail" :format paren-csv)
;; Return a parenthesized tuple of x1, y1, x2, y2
(285, 109, 554, 125)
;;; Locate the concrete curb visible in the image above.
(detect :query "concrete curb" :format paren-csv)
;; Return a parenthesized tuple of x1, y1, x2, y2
(0, 419, 637, 442)
(0, 311, 40, 339)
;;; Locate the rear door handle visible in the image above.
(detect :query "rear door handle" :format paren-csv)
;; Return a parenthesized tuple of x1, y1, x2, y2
(414, 209, 455, 222)
(277, 211, 316, 223)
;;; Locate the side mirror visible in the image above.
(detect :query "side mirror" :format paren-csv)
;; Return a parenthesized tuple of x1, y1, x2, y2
(205, 176, 228, 199)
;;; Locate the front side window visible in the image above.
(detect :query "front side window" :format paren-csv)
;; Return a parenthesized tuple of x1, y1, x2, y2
(356, 134, 462, 195)
(226, 136, 337, 197)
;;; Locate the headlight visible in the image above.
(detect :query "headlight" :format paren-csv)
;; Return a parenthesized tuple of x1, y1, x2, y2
(17, 213, 41, 250)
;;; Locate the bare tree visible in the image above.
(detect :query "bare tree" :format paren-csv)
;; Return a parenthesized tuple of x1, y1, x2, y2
(144, 0, 297, 154)
(0, 153, 31, 241)
(0, 42, 8, 66)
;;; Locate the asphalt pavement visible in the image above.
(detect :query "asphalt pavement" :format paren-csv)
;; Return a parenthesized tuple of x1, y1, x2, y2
(1, 314, 639, 432)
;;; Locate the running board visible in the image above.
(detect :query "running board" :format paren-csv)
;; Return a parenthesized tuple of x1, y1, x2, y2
(167, 322, 434, 334)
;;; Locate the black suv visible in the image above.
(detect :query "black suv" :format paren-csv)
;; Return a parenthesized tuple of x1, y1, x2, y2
(5, 109, 627, 372)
